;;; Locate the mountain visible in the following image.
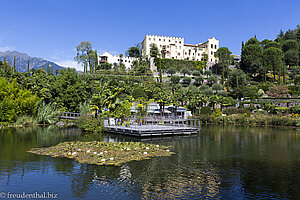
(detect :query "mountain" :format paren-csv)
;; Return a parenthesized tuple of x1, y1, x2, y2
(0, 51, 65, 72)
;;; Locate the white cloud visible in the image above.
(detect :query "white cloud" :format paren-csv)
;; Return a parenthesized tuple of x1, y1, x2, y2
(0, 46, 15, 52)
(54, 60, 83, 71)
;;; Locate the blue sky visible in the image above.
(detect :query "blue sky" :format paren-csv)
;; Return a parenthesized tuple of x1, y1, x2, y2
(0, 0, 299, 70)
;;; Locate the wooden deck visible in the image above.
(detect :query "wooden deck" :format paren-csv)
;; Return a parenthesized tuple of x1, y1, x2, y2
(105, 125, 199, 137)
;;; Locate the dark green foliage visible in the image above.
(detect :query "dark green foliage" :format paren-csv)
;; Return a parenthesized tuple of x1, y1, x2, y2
(262, 47, 283, 82)
(166, 67, 176, 76)
(212, 83, 223, 92)
(157, 58, 205, 71)
(290, 106, 300, 114)
(132, 88, 147, 100)
(241, 43, 262, 74)
(150, 43, 159, 58)
(99, 62, 112, 70)
(207, 75, 217, 85)
(75, 115, 103, 133)
(181, 68, 191, 77)
(182, 77, 191, 87)
(294, 74, 300, 85)
(53, 68, 95, 112)
(126, 45, 141, 58)
(204, 70, 212, 77)
(200, 106, 212, 115)
(245, 37, 260, 46)
(282, 40, 299, 52)
(194, 76, 203, 87)
(192, 70, 201, 76)
(228, 68, 248, 88)
(284, 50, 299, 66)
(215, 47, 232, 84)
(222, 107, 251, 115)
(170, 75, 181, 84)
(27, 59, 30, 75)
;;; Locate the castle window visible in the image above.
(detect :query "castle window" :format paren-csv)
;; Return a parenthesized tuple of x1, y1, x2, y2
(167, 45, 169, 48)
(211, 51, 213, 55)
(117, 59, 119, 61)
(159, 39, 161, 41)
(175, 41, 177, 43)
(178, 53, 180, 56)
(198, 53, 200, 56)
(163, 39, 165, 42)
(179, 41, 181, 44)
(153, 38, 156, 41)
(211, 44, 213, 48)
(185, 52, 187, 55)
(215, 45, 217, 49)
(149, 38, 151, 41)
(169, 40, 171, 42)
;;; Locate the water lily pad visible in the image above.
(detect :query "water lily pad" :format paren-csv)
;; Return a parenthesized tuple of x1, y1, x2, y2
(28, 141, 174, 166)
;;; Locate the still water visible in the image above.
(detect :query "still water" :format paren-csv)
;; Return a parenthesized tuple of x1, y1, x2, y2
(0, 125, 300, 199)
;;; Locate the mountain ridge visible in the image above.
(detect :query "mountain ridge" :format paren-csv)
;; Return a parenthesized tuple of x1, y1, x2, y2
(0, 50, 65, 72)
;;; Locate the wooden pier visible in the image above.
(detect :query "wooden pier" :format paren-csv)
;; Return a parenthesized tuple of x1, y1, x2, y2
(105, 125, 199, 137)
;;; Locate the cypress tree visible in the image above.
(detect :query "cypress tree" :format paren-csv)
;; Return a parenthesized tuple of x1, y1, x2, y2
(94, 50, 98, 73)
(90, 62, 92, 74)
(27, 59, 30, 75)
(3, 57, 6, 64)
(47, 63, 50, 74)
(13, 56, 16, 71)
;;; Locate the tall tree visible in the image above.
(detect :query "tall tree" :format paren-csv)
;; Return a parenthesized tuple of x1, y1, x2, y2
(262, 47, 283, 82)
(94, 50, 98, 73)
(74, 41, 94, 73)
(13, 56, 16, 71)
(215, 47, 232, 85)
(240, 40, 262, 74)
(27, 59, 30, 76)
(126, 44, 141, 58)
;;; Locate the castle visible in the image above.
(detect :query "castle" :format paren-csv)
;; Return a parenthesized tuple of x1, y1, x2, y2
(98, 34, 219, 70)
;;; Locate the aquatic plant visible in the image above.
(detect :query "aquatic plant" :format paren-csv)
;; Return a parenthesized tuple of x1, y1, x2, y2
(28, 141, 174, 166)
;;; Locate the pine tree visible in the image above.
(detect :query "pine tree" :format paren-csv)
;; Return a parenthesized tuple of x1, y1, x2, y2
(51, 65, 53, 74)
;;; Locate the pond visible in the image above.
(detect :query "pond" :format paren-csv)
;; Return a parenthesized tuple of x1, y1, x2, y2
(0, 125, 300, 199)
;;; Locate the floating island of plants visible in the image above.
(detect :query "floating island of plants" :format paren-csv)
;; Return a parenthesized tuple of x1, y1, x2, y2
(28, 141, 174, 166)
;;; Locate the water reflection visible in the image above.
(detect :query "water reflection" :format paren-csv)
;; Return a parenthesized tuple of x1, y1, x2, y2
(0, 125, 300, 199)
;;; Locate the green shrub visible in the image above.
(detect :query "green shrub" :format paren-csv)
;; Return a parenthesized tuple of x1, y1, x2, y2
(79, 102, 91, 114)
(15, 115, 37, 126)
(75, 115, 103, 134)
(35, 102, 59, 124)
(290, 106, 300, 114)
(182, 77, 191, 86)
(275, 107, 290, 114)
(222, 107, 251, 115)
(200, 106, 212, 115)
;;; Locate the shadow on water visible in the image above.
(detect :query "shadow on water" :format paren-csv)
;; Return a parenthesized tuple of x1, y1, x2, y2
(0, 125, 300, 199)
